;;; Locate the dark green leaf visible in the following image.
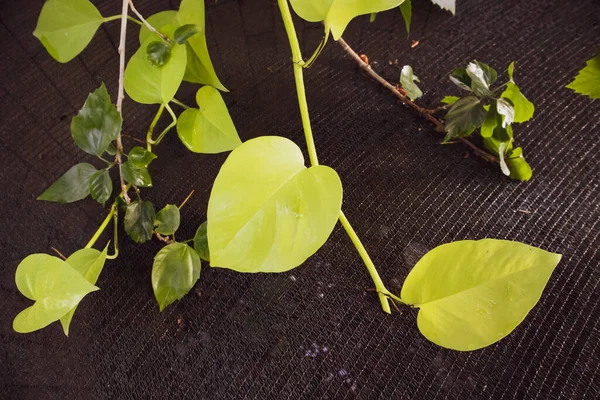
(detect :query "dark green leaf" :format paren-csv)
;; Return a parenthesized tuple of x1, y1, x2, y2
(466, 61, 496, 97)
(507, 156, 533, 181)
(566, 50, 600, 99)
(38, 163, 98, 203)
(124, 200, 155, 243)
(174, 24, 202, 44)
(105, 142, 117, 156)
(152, 243, 201, 311)
(146, 41, 171, 67)
(128, 146, 157, 168)
(122, 161, 152, 187)
(193, 221, 210, 262)
(155, 204, 180, 235)
(71, 83, 122, 156)
(441, 96, 460, 105)
(449, 68, 472, 91)
(444, 96, 486, 140)
(399, 0, 412, 35)
(400, 65, 422, 101)
(497, 98, 515, 127)
(480, 101, 500, 138)
(89, 170, 112, 206)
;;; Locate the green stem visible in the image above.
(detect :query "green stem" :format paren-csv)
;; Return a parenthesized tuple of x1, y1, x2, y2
(106, 209, 119, 260)
(146, 104, 165, 151)
(277, 0, 394, 313)
(85, 203, 117, 249)
(171, 98, 191, 110)
(103, 15, 143, 26)
(152, 103, 177, 145)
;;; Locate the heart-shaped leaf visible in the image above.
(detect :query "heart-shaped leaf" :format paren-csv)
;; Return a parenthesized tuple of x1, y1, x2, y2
(13, 254, 99, 333)
(400, 239, 561, 351)
(38, 163, 98, 204)
(176, 86, 241, 153)
(193, 221, 210, 262)
(152, 243, 201, 311)
(33, 0, 103, 63)
(155, 204, 180, 235)
(208, 136, 343, 273)
(59, 246, 108, 336)
(125, 200, 156, 243)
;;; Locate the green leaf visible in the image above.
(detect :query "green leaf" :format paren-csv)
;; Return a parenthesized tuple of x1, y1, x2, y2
(208, 136, 343, 273)
(124, 26, 187, 105)
(400, 239, 561, 351)
(507, 61, 515, 82)
(89, 170, 112, 206)
(507, 156, 533, 181)
(566, 50, 600, 99)
(122, 160, 152, 187)
(146, 41, 172, 67)
(176, 86, 242, 153)
(70, 83, 122, 156)
(289, 0, 406, 41)
(178, 0, 228, 91)
(174, 24, 202, 45)
(501, 83, 535, 123)
(480, 100, 500, 138)
(496, 97, 515, 127)
(128, 146, 157, 168)
(466, 61, 496, 97)
(449, 68, 472, 91)
(483, 124, 513, 155)
(155, 204, 180, 235)
(33, 0, 103, 63)
(139, 11, 178, 44)
(13, 254, 99, 333)
(124, 200, 156, 243)
(430, 0, 455, 14)
(193, 221, 210, 262)
(105, 142, 117, 156)
(400, 65, 423, 101)
(441, 96, 460, 105)
(399, 0, 412, 35)
(38, 163, 98, 203)
(152, 243, 201, 311)
(444, 96, 486, 140)
(59, 246, 108, 336)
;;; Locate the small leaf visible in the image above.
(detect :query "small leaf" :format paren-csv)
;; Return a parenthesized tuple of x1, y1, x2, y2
(466, 61, 496, 97)
(13, 254, 99, 333)
(444, 96, 486, 140)
(122, 161, 152, 187)
(71, 83, 122, 156)
(124, 200, 156, 243)
(60, 246, 108, 336)
(483, 125, 513, 155)
(89, 170, 112, 206)
(449, 68, 472, 91)
(174, 24, 202, 44)
(400, 65, 423, 101)
(208, 136, 343, 273)
(430, 0, 455, 14)
(496, 98, 515, 127)
(399, 0, 412, 35)
(128, 146, 157, 168)
(480, 101, 500, 138)
(146, 41, 172, 67)
(33, 0, 103, 63)
(400, 239, 561, 351)
(507, 61, 515, 82)
(441, 96, 460, 105)
(507, 156, 533, 181)
(38, 163, 98, 203)
(501, 83, 535, 123)
(369, 13, 377, 23)
(566, 50, 600, 99)
(177, 86, 242, 153)
(155, 204, 181, 235)
(193, 221, 210, 262)
(105, 142, 117, 156)
(152, 243, 201, 311)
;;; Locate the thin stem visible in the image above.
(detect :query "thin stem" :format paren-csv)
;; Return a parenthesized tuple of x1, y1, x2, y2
(85, 203, 118, 249)
(103, 15, 142, 26)
(116, 0, 131, 204)
(106, 209, 119, 260)
(179, 190, 195, 209)
(146, 104, 166, 151)
(336, 37, 498, 163)
(127, 0, 170, 44)
(151, 103, 177, 145)
(51, 247, 67, 260)
(171, 98, 191, 110)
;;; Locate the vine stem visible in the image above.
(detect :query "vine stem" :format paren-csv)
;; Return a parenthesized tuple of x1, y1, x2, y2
(277, 0, 395, 313)
(85, 203, 117, 249)
(127, 0, 170, 44)
(336, 37, 498, 163)
(116, 0, 131, 204)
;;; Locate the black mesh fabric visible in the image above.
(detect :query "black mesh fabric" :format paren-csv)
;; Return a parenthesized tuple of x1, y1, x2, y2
(1, 0, 599, 398)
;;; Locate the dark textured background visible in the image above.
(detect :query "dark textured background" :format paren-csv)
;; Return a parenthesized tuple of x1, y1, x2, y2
(1, 0, 599, 399)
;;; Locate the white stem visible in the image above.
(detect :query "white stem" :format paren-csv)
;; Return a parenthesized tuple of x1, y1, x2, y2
(116, 0, 131, 204)
(127, 0, 169, 42)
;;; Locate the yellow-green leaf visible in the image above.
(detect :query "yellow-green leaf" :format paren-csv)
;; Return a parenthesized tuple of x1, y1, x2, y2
(207, 136, 343, 273)
(400, 239, 561, 351)
(566, 50, 600, 99)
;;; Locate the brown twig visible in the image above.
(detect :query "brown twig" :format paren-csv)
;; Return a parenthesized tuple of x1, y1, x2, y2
(155, 232, 172, 244)
(178, 190, 195, 210)
(336, 37, 498, 163)
(51, 247, 67, 260)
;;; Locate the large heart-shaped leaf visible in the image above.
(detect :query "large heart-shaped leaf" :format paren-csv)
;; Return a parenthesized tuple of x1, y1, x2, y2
(33, 0, 104, 63)
(176, 86, 241, 153)
(59, 246, 108, 335)
(13, 254, 99, 333)
(207, 136, 343, 273)
(152, 243, 201, 311)
(400, 239, 562, 351)
(38, 163, 98, 204)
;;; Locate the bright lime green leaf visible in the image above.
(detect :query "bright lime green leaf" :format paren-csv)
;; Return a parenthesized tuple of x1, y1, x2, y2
(124, 26, 187, 105)
(71, 83, 122, 156)
(193, 221, 210, 262)
(128, 146, 157, 168)
(480, 100, 500, 138)
(507, 61, 515, 82)
(38, 163, 98, 203)
(399, 0, 412, 34)
(59, 246, 108, 336)
(124, 200, 155, 243)
(139, 11, 178, 44)
(444, 96, 486, 140)
(289, 0, 406, 41)
(176, 86, 241, 153)
(430, 0, 455, 14)
(441, 96, 459, 105)
(400, 239, 561, 351)
(33, 0, 103, 63)
(369, 13, 377, 23)
(178, 0, 228, 91)
(483, 125, 513, 156)
(566, 50, 600, 99)
(208, 136, 343, 273)
(507, 156, 533, 181)
(152, 243, 201, 311)
(13, 254, 99, 333)
(501, 83, 535, 123)
(122, 160, 152, 187)
(89, 170, 112, 206)
(400, 65, 422, 101)
(155, 204, 180, 235)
